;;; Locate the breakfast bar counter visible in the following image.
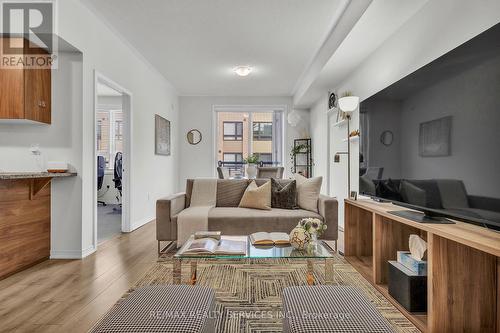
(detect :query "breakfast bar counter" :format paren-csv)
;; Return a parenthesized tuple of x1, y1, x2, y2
(0, 172, 77, 279)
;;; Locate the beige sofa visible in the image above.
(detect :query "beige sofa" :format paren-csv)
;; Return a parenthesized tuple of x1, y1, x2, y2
(156, 179, 338, 252)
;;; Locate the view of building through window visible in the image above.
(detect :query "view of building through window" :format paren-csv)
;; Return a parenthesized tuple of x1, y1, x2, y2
(96, 109, 123, 169)
(217, 111, 280, 177)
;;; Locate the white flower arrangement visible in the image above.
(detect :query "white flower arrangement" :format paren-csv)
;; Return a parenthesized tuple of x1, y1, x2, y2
(298, 218, 327, 236)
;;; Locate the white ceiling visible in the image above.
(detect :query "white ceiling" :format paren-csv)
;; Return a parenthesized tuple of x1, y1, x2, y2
(294, 0, 429, 107)
(81, 0, 344, 96)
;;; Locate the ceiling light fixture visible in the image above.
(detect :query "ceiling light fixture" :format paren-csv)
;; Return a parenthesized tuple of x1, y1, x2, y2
(233, 65, 252, 77)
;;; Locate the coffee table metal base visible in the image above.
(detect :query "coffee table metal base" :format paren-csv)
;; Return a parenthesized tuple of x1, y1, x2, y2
(173, 258, 335, 285)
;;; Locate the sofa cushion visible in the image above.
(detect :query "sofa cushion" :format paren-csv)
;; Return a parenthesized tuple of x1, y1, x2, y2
(239, 180, 272, 210)
(294, 173, 322, 213)
(403, 180, 442, 209)
(436, 179, 469, 209)
(207, 207, 322, 235)
(271, 178, 297, 209)
(376, 179, 403, 202)
(216, 179, 249, 207)
(400, 180, 426, 207)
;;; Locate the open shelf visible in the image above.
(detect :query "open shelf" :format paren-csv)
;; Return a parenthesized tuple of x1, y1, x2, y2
(346, 257, 428, 333)
(377, 284, 428, 332)
(342, 135, 359, 142)
(344, 200, 500, 333)
(333, 119, 347, 127)
(345, 255, 373, 280)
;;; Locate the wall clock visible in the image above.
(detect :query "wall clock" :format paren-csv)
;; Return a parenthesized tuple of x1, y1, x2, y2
(328, 92, 337, 110)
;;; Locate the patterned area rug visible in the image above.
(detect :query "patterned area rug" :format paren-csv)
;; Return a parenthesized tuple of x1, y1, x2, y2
(116, 252, 420, 333)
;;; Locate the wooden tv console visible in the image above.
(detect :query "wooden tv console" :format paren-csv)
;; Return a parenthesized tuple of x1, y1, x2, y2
(344, 199, 500, 333)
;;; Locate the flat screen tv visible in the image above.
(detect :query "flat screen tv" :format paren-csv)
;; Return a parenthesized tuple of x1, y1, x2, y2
(359, 22, 500, 231)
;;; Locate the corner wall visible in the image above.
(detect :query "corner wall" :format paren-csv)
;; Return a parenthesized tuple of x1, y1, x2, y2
(308, 0, 500, 244)
(178, 96, 309, 189)
(0, 0, 179, 258)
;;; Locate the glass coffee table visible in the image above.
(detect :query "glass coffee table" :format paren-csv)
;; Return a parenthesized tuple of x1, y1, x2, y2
(173, 235, 335, 286)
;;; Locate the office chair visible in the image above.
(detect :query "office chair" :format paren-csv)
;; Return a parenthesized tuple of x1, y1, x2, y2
(257, 166, 284, 179)
(217, 166, 230, 179)
(97, 156, 107, 206)
(113, 152, 123, 211)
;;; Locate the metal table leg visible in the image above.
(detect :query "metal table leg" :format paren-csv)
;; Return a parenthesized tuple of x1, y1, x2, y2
(306, 259, 315, 285)
(173, 257, 182, 284)
(324, 258, 335, 284)
(190, 261, 197, 285)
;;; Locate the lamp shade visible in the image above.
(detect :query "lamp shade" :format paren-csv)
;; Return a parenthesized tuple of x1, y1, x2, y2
(338, 96, 360, 112)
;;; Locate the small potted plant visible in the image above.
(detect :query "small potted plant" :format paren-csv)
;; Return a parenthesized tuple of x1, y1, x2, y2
(244, 154, 260, 179)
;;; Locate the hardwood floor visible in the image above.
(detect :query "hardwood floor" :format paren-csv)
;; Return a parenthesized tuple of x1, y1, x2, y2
(0, 220, 158, 332)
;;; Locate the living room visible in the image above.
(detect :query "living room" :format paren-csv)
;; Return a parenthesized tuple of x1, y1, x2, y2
(0, 0, 499, 332)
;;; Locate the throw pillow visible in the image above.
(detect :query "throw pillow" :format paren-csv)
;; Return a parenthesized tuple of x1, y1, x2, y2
(271, 178, 297, 209)
(376, 179, 403, 202)
(294, 173, 322, 213)
(239, 180, 272, 210)
(400, 180, 427, 207)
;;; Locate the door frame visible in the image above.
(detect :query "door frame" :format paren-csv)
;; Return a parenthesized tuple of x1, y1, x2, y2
(93, 70, 133, 249)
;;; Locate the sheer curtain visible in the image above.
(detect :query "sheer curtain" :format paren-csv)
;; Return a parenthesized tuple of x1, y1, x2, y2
(272, 111, 283, 166)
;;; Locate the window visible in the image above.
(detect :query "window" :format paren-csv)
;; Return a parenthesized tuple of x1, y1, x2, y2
(254, 153, 272, 164)
(96, 109, 123, 169)
(115, 120, 123, 141)
(216, 111, 283, 173)
(223, 121, 243, 141)
(253, 122, 272, 141)
(97, 120, 103, 143)
(223, 153, 243, 162)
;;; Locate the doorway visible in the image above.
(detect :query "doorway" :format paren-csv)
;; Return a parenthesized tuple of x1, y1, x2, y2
(94, 72, 132, 247)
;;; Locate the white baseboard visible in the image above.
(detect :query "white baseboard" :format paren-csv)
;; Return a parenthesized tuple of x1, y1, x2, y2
(128, 215, 155, 232)
(50, 245, 96, 259)
(82, 245, 97, 257)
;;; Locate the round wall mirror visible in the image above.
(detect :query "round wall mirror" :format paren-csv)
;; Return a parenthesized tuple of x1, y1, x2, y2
(380, 130, 394, 146)
(187, 129, 202, 145)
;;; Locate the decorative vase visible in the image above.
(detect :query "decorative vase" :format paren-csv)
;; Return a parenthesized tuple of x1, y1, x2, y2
(310, 233, 318, 243)
(246, 163, 257, 179)
(289, 227, 311, 250)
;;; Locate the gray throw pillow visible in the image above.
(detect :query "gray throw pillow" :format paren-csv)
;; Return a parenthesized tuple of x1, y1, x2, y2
(271, 178, 297, 209)
(400, 180, 426, 207)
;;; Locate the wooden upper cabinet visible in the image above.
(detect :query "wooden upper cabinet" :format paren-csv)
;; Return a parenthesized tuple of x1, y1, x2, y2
(0, 38, 52, 124)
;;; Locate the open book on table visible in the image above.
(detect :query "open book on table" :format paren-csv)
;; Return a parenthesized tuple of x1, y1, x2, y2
(181, 238, 246, 255)
(250, 232, 290, 246)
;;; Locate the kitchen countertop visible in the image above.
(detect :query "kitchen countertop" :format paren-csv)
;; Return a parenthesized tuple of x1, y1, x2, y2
(0, 172, 77, 180)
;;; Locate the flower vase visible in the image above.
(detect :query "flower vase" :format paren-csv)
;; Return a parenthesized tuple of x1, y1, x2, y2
(310, 233, 318, 244)
(246, 163, 257, 179)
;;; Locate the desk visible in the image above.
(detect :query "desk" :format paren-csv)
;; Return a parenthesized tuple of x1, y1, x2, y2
(0, 172, 76, 279)
(344, 198, 500, 333)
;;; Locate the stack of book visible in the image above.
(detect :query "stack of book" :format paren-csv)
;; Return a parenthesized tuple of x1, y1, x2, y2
(396, 251, 427, 275)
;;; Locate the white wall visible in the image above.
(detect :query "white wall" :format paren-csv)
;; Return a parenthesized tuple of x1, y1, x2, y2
(60, 0, 179, 255)
(399, 54, 500, 198)
(0, 51, 84, 256)
(309, 96, 329, 194)
(178, 96, 309, 189)
(308, 0, 500, 245)
(0, 0, 179, 258)
(363, 99, 402, 179)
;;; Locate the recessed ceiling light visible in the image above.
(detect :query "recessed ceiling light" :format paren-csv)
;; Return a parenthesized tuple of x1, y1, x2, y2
(233, 65, 252, 77)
